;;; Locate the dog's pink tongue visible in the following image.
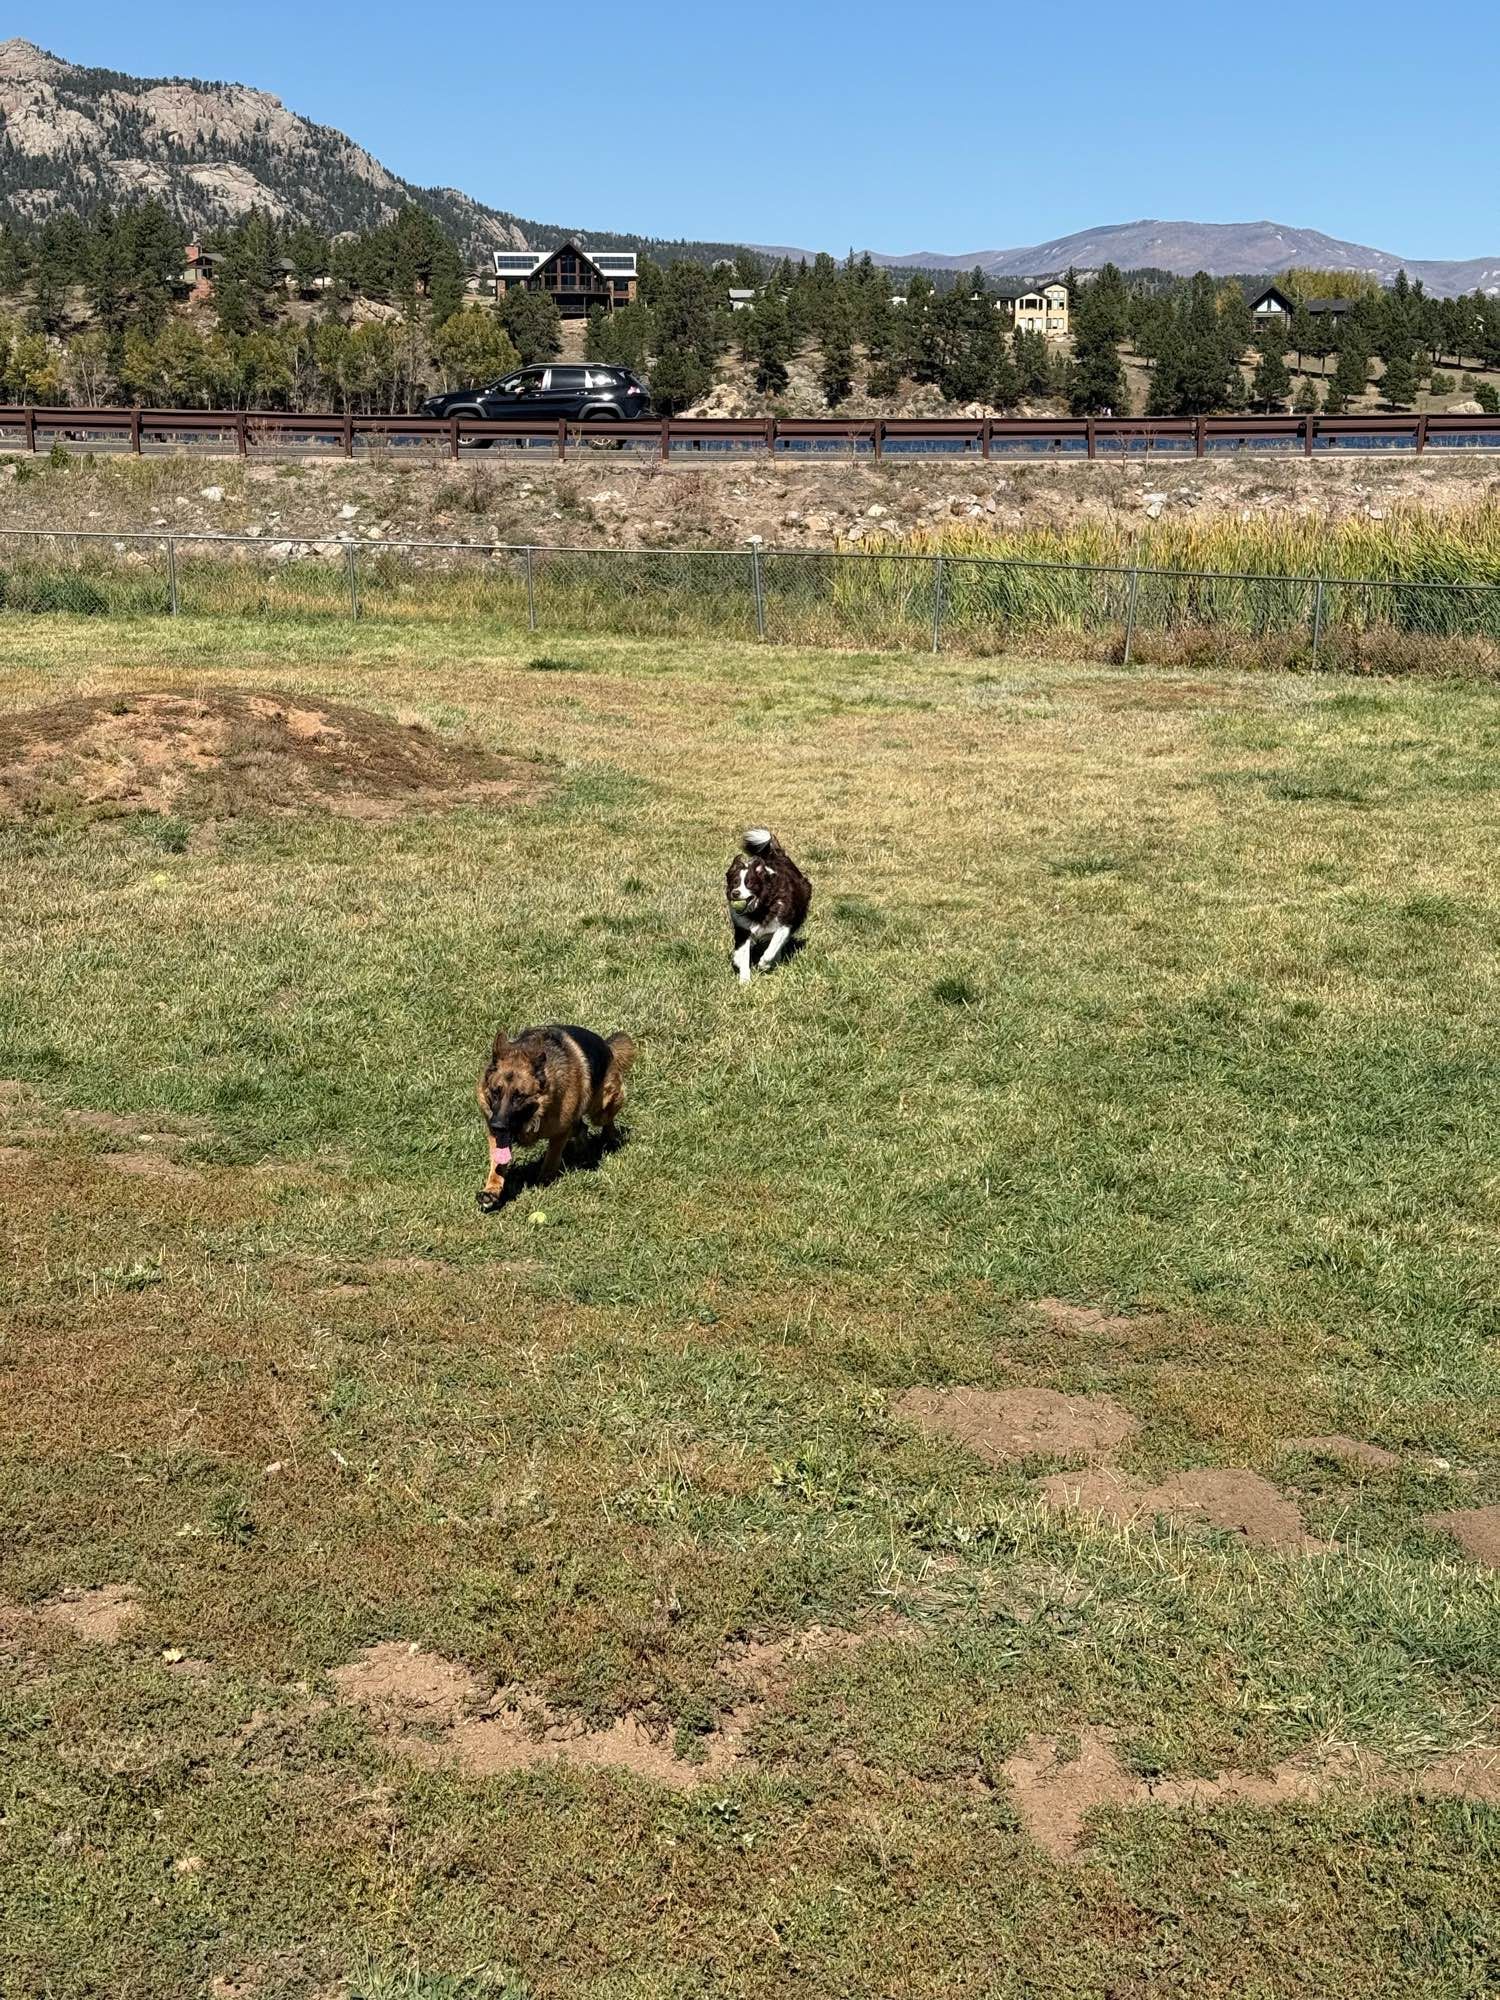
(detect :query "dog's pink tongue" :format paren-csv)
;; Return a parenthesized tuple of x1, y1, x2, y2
(488, 1138, 512, 1169)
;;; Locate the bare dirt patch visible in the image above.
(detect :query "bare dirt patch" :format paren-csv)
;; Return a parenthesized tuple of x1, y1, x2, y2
(31, 1583, 143, 1643)
(331, 1620, 899, 1789)
(327, 1641, 481, 1729)
(1030, 1299, 1166, 1340)
(332, 1640, 745, 1787)
(1002, 1728, 1500, 1860)
(1424, 1505, 1500, 1569)
(1280, 1434, 1403, 1472)
(1037, 1465, 1326, 1552)
(425, 1694, 747, 1788)
(0, 690, 538, 823)
(1000, 1728, 1138, 1859)
(896, 1386, 1137, 1465)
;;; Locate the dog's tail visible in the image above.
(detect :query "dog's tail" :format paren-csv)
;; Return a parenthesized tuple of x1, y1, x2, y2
(743, 825, 780, 857)
(607, 1031, 637, 1074)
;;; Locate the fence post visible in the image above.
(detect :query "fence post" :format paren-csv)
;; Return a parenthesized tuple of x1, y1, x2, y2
(525, 545, 536, 631)
(166, 535, 178, 617)
(1122, 565, 1141, 666)
(1303, 414, 1314, 457)
(931, 552, 946, 654)
(237, 412, 248, 457)
(748, 538, 766, 640)
(1194, 416, 1206, 459)
(450, 413, 461, 461)
(1311, 578, 1324, 667)
(1415, 413, 1428, 454)
(343, 414, 354, 460)
(131, 408, 142, 455)
(23, 407, 35, 454)
(659, 419, 670, 462)
(556, 418, 567, 462)
(345, 538, 360, 621)
(873, 419, 883, 463)
(1086, 418, 1096, 460)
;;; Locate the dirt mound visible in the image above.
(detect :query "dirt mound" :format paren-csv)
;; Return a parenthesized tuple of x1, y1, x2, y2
(896, 1386, 1137, 1465)
(1037, 1465, 1325, 1552)
(1424, 1505, 1500, 1569)
(0, 690, 534, 822)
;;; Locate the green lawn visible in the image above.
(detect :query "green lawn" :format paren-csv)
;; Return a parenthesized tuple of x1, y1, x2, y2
(1, 614, 1497, 1999)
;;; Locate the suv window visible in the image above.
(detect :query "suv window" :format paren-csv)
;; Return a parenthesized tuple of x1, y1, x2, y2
(584, 369, 620, 389)
(548, 368, 588, 390)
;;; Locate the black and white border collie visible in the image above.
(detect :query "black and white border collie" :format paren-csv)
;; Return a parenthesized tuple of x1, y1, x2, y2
(724, 827, 812, 984)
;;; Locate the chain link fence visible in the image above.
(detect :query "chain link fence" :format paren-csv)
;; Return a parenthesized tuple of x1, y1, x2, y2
(1, 527, 1498, 673)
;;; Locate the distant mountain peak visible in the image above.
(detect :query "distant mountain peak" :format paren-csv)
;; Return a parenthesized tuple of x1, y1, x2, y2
(755, 217, 1500, 298)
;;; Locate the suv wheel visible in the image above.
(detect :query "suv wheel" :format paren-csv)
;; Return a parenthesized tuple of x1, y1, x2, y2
(448, 406, 493, 447)
(581, 405, 620, 423)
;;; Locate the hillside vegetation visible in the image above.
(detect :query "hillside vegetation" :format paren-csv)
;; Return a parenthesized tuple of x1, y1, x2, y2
(4, 196, 1500, 425)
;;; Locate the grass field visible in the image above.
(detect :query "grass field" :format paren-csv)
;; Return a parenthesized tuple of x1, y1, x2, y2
(1, 613, 1497, 1999)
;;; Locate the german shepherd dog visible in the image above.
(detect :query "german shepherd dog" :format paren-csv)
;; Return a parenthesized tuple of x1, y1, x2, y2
(476, 1023, 634, 1211)
(725, 827, 812, 983)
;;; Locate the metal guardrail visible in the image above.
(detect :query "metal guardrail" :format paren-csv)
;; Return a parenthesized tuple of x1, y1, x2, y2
(3, 405, 1500, 460)
(2, 524, 1499, 673)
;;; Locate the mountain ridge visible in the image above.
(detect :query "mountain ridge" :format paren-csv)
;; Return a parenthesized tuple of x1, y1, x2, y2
(0, 38, 744, 265)
(754, 218, 1500, 297)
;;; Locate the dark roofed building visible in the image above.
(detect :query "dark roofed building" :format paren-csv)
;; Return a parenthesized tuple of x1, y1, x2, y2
(491, 242, 638, 318)
(1249, 283, 1297, 328)
(1251, 283, 1357, 329)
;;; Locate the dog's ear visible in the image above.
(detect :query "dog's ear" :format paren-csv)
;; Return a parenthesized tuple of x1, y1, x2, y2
(489, 1028, 510, 1062)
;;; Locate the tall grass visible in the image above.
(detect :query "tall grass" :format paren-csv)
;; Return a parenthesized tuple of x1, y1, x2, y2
(910, 497, 1500, 586)
(4, 503, 1500, 671)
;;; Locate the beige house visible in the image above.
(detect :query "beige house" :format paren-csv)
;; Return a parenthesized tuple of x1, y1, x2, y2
(1002, 282, 1070, 336)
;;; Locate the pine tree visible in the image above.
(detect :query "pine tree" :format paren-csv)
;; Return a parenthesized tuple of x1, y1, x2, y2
(1251, 323, 1291, 411)
(818, 296, 855, 407)
(648, 260, 726, 409)
(497, 288, 563, 364)
(1324, 335, 1369, 413)
(1293, 376, 1320, 415)
(86, 206, 132, 335)
(1173, 273, 1233, 413)
(214, 211, 279, 335)
(1380, 349, 1418, 409)
(1068, 268, 1127, 414)
(741, 293, 794, 394)
(1012, 327, 1052, 398)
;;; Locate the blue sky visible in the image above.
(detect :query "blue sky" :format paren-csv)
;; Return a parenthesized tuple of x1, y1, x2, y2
(25, 0, 1500, 257)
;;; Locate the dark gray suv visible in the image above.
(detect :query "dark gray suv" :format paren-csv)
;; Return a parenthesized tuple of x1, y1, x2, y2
(422, 364, 652, 427)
